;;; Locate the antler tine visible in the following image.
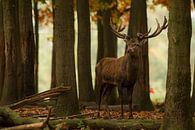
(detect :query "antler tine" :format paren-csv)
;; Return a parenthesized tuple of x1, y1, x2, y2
(110, 19, 129, 40)
(137, 28, 151, 39)
(137, 17, 168, 39)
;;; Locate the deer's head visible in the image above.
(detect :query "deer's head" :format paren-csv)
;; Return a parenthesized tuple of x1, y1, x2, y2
(110, 17, 168, 56)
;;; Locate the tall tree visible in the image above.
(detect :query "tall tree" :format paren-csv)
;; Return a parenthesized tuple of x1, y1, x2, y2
(192, 59, 195, 113)
(77, 0, 95, 102)
(51, 0, 56, 89)
(128, 0, 154, 110)
(101, 0, 117, 104)
(95, 11, 104, 101)
(1, 0, 19, 104)
(54, 0, 79, 116)
(162, 0, 192, 129)
(128, 0, 153, 110)
(18, 0, 36, 98)
(0, 0, 5, 99)
(34, 0, 39, 92)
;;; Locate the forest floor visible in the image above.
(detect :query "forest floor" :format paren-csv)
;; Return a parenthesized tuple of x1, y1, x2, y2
(15, 105, 164, 120)
(10, 104, 164, 130)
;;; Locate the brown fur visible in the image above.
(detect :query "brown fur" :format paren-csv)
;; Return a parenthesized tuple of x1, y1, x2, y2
(96, 40, 140, 119)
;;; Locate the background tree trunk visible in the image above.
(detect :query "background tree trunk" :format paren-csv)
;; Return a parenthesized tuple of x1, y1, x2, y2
(1, 0, 19, 104)
(54, 0, 79, 117)
(192, 58, 195, 113)
(34, 0, 39, 92)
(128, 0, 153, 111)
(95, 11, 104, 102)
(51, 0, 56, 88)
(0, 0, 5, 100)
(19, 0, 35, 98)
(77, 0, 95, 102)
(162, 0, 192, 129)
(102, 5, 117, 105)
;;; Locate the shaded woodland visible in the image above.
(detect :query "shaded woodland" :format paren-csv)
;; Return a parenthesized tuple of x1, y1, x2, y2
(0, 0, 195, 130)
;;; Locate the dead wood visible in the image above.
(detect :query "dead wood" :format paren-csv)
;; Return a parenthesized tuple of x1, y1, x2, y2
(0, 107, 38, 127)
(8, 86, 71, 109)
(0, 108, 51, 130)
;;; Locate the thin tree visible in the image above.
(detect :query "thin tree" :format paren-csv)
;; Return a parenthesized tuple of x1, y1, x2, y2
(18, 0, 36, 98)
(34, 0, 39, 92)
(192, 59, 195, 113)
(1, 0, 19, 104)
(95, 11, 104, 101)
(101, 0, 117, 104)
(51, 0, 56, 88)
(128, 0, 154, 110)
(162, 0, 192, 129)
(54, 0, 79, 116)
(0, 0, 5, 100)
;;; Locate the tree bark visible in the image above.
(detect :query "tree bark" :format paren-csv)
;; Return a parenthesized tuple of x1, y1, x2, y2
(162, 0, 192, 130)
(77, 0, 95, 102)
(54, 0, 79, 117)
(34, 0, 39, 92)
(1, 0, 19, 105)
(101, 1, 117, 104)
(51, 0, 56, 88)
(0, 0, 5, 100)
(191, 59, 195, 113)
(95, 11, 104, 102)
(128, 0, 154, 111)
(18, 0, 36, 98)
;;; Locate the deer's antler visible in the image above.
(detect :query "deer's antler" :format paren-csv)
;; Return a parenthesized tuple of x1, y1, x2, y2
(110, 19, 130, 40)
(137, 16, 168, 40)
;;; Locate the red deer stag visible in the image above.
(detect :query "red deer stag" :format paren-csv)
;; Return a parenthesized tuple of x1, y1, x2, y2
(96, 17, 168, 119)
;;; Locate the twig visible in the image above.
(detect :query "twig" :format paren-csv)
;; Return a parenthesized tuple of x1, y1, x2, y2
(66, 111, 99, 119)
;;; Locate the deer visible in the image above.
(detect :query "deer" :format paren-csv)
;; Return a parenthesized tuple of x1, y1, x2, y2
(96, 17, 168, 119)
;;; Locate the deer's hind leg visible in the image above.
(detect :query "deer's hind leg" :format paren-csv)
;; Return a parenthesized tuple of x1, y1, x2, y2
(118, 86, 124, 119)
(102, 85, 113, 118)
(98, 84, 104, 117)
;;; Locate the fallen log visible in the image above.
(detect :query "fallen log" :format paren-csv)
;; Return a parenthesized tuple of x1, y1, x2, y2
(0, 107, 52, 130)
(0, 107, 38, 127)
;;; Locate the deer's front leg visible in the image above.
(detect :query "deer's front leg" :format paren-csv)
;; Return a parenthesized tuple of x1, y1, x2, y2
(118, 86, 124, 119)
(127, 87, 134, 119)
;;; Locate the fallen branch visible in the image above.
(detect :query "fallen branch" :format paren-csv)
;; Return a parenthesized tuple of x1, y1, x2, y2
(8, 86, 71, 109)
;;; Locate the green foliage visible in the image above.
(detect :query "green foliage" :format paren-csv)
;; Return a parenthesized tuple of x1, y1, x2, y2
(77, 120, 86, 129)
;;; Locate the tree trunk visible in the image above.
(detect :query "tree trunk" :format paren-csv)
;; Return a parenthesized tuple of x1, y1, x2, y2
(128, 0, 154, 111)
(1, 0, 19, 105)
(162, 0, 192, 130)
(77, 0, 95, 102)
(51, 0, 56, 88)
(102, 6, 117, 105)
(54, 0, 79, 117)
(34, 0, 39, 92)
(18, 0, 35, 98)
(0, 0, 5, 100)
(192, 58, 195, 113)
(95, 11, 104, 102)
